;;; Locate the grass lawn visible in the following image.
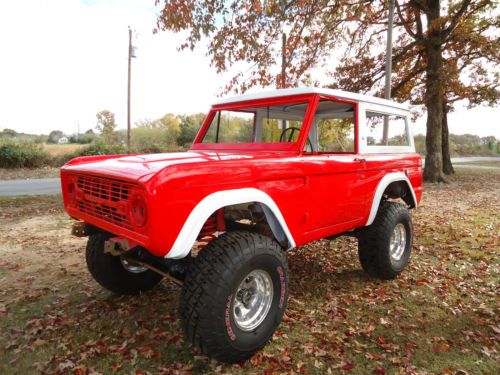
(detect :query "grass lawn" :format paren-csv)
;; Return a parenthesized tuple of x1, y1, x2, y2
(0, 170, 498, 374)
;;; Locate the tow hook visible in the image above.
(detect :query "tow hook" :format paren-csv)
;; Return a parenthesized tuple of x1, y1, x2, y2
(71, 222, 97, 237)
(103, 237, 138, 256)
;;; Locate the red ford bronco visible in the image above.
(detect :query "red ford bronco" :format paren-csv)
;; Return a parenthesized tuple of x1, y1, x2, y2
(61, 88, 422, 363)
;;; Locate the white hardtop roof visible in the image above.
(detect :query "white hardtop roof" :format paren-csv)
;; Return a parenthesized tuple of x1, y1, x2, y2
(213, 87, 410, 111)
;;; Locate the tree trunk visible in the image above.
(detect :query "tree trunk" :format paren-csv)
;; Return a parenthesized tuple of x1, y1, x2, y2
(423, 1, 446, 182)
(442, 103, 454, 175)
(423, 43, 445, 182)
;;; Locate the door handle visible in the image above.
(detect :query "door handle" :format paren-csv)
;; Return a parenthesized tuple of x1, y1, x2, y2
(354, 158, 366, 163)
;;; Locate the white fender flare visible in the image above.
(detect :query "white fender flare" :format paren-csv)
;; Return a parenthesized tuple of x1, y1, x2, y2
(365, 172, 417, 226)
(166, 188, 296, 259)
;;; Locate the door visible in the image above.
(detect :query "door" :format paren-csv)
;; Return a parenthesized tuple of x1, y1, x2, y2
(301, 98, 366, 232)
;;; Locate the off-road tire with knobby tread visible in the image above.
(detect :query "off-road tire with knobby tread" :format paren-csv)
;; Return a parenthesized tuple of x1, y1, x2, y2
(358, 202, 412, 280)
(180, 231, 289, 363)
(86, 233, 163, 295)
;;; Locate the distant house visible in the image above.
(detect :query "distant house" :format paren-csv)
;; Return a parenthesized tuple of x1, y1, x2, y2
(58, 136, 69, 144)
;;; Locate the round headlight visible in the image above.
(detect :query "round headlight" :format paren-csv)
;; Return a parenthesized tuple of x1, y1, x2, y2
(130, 195, 148, 227)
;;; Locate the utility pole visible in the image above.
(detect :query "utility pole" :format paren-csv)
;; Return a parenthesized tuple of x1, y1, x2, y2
(127, 26, 132, 150)
(383, 0, 395, 145)
(281, 33, 286, 89)
(281, 33, 287, 130)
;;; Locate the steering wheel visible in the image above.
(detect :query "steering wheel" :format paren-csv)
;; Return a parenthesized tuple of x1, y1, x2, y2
(279, 127, 314, 152)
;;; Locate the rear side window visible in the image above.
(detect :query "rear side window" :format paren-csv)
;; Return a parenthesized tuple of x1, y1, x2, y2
(366, 112, 409, 146)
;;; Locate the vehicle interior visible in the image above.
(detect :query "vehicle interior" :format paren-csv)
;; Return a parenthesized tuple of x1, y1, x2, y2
(200, 98, 356, 153)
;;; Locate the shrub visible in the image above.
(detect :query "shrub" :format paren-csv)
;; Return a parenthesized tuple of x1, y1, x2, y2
(78, 142, 128, 156)
(0, 140, 52, 168)
(51, 142, 129, 167)
(130, 127, 182, 153)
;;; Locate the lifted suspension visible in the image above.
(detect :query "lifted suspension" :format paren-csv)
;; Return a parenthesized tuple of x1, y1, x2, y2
(196, 208, 226, 249)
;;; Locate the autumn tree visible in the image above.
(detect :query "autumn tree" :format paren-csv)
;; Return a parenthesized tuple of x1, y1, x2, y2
(47, 130, 64, 144)
(335, 1, 499, 177)
(95, 110, 118, 144)
(135, 113, 181, 148)
(155, 0, 499, 182)
(0, 128, 17, 139)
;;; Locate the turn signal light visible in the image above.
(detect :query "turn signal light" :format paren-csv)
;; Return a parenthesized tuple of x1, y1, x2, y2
(67, 181, 76, 206)
(130, 195, 148, 227)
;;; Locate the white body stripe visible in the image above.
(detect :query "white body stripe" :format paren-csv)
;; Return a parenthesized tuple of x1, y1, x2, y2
(166, 188, 296, 259)
(365, 172, 418, 226)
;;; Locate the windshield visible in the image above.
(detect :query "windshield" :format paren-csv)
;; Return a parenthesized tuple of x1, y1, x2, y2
(199, 101, 309, 145)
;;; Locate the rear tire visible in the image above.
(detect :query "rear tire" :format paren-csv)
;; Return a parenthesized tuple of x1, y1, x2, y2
(358, 202, 412, 280)
(86, 233, 163, 295)
(180, 231, 289, 363)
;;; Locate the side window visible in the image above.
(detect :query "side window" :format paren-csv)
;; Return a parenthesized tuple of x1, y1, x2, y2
(317, 115, 355, 153)
(366, 113, 409, 146)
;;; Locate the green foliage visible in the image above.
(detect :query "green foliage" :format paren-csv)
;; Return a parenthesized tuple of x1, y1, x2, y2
(70, 134, 94, 144)
(178, 113, 206, 147)
(78, 142, 128, 156)
(95, 110, 118, 144)
(134, 114, 181, 150)
(130, 127, 182, 153)
(0, 140, 51, 168)
(262, 119, 283, 142)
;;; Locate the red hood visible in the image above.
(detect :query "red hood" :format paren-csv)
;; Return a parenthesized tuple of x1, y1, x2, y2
(61, 151, 282, 183)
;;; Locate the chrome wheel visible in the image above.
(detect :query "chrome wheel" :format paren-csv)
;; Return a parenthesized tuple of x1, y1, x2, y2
(233, 270, 274, 332)
(390, 223, 407, 262)
(120, 257, 148, 274)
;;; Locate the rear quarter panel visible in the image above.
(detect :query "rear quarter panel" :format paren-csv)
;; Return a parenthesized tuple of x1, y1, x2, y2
(362, 153, 423, 213)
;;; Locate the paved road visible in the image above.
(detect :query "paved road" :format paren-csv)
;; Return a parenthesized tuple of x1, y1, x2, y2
(0, 156, 498, 196)
(0, 178, 61, 196)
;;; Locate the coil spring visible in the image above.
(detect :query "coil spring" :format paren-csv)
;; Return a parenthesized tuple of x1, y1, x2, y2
(196, 209, 225, 249)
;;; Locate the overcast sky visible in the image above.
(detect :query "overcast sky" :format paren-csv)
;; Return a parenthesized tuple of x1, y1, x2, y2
(0, 0, 498, 138)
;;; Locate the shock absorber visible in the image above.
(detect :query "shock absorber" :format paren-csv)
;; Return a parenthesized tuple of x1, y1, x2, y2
(196, 208, 226, 249)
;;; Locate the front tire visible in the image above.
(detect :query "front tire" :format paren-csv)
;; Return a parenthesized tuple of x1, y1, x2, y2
(358, 202, 413, 280)
(85, 233, 163, 295)
(180, 231, 289, 363)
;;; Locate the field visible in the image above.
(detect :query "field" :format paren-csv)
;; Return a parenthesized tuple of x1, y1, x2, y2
(43, 144, 85, 156)
(0, 170, 498, 374)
